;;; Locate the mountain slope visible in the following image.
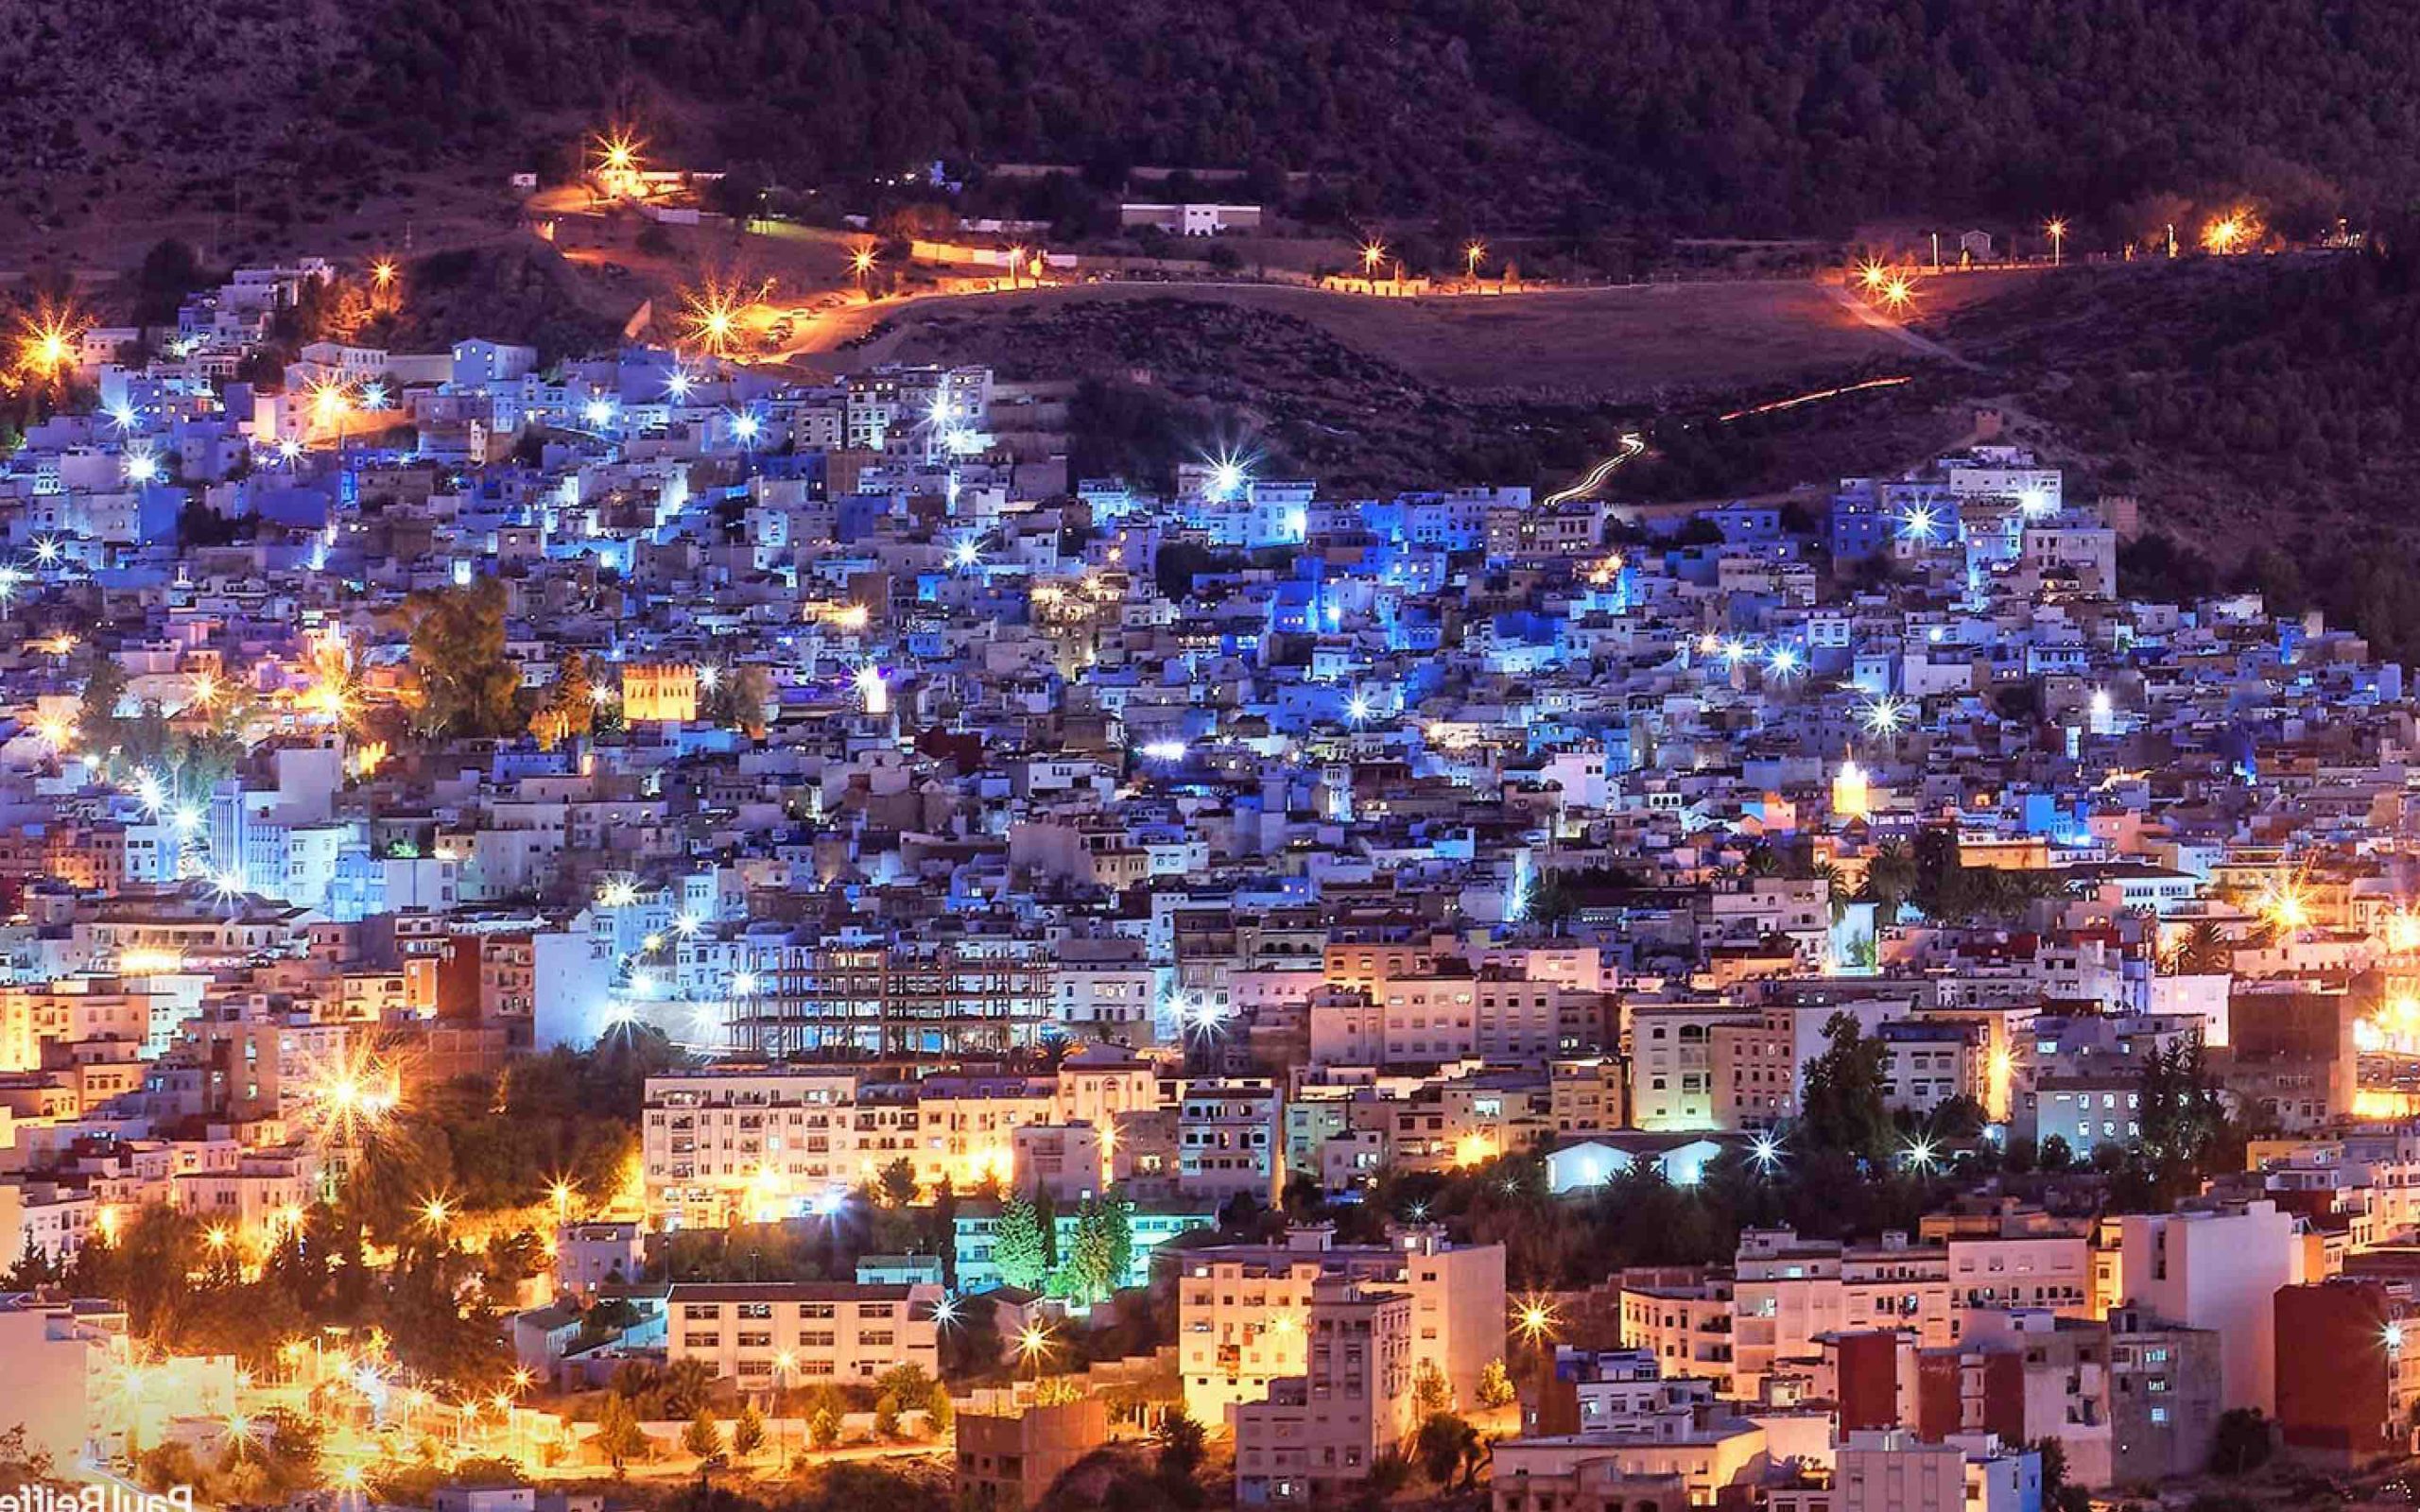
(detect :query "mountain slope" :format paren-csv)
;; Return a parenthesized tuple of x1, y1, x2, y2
(13, 0, 2420, 246)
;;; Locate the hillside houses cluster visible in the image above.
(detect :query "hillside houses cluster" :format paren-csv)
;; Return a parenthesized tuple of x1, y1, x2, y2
(6, 257, 2420, 1500)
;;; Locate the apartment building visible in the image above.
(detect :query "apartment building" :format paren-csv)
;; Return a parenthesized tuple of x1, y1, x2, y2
(1771, 1430, 2040, 1512)
(1732, 1229, 1953, 1397)
(1492, 1420, 1771, 1512)
(1618, 1274, 1738, 1388)
(956, 1397, 1111, 1511)
(2114, 1201, 2305, 1414)
(1547, 1057, 1627, 1135)
(1054, 1042, 1163, 1133)
(911, 1074, 1059, 1187)
(642, 1069, 864, 1226)
(1711, 1010, 1795, 1128)
(1178, 1226, 1505, 1424)
(1180, 1079, 1284, 1206)
(1875, 1020, 1986, 1117)
(664, 1280, 942, 1386)
(557, 1220, 645, 1293)
(1233, 1278, 1417, 1505)
(2274, 1279, 2420, 1466)
(1629, 1003, 1758, 1131)
(1939, 1225, 2093, 1317)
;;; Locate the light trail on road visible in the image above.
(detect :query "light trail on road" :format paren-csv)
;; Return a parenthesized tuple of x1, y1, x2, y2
(1544, 432, 1646, 506)
(1718, 373, 1911, 422)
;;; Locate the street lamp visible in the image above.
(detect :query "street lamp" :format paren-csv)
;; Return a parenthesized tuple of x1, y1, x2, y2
(1750, 1133, 1785, 1175)
(1465, 241, 1485, 279)
(773, 1350, 795, 1465)
(1512, 1296, 1559, 1348)
(1016, 1324, 1056, 1379)
(2045, 217, 2066, 266)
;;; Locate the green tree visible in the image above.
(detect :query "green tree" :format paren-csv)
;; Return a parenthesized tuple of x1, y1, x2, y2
(2210, 1407, 2273, 1475)
(877, 1157, 919, 1209)
(1862, 840, 1917, 923)
(528, 649, 596, 748)
(1412, 1358, 1454, 1418)
(659, 1356, 717, 1419)
(872, 1393, 901, 1440)
(134, 238, 212, 327)
(78, 650, 130, 758)
(1415, 1412, 1484, 1489)
(2137, 1034, 2233, 1202)
(873, 1363, 936, 1411)
(2032, 1436, 2090, 1512)
(1799, 1011, 1894, 1165)
(1063, 1194, 1134, 1302)
(1103, 1193, 1135, 1288)
(993, 1194, 1049, 1291)
(1527, 870, 1579, 933)
(1156, 1409, 1205, 1482)
(1476, 1358, 1516, 1408)
(401, 578, 522, 739)
(255, 1409, 320, 1491)
(1032, 1375, 1084, 1406)
(3, 1231, 57, 1290)
(595, 1391, 648, 1469)
(681, 1406, 721, 1459)
(729, 1401, 767, 1459)
(2169, 919, 2232, 975)
(700, 663, 776, 738)
(808, 1404, 841, 1450)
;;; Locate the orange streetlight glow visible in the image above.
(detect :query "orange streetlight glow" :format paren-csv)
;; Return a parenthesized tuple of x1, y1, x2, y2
(1512, 1293, 1562, 1346)
(594, 129, 645, 176)
(1360, 240, 1387, 275)
(1465, 240, 1485, 277)
(682, 281, 746, 358)
(18, 306, 86, 379)
(2257, 877, 2310, 934)
(2202, 211, 2257, 255)
(310, 380, 352, 427)
(371, 258, 398, 290)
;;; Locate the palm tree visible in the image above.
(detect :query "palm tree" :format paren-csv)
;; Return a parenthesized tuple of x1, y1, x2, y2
(1813, 862, 1853, 926)
(1862, 840, 1917, 924)
(2168, 919, 2231, 976)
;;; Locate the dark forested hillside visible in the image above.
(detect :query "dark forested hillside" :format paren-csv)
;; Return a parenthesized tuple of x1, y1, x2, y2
(350, 0, 2420, 231)
(12, 0, 2420, 237)
(1946, 229, 2420, 660)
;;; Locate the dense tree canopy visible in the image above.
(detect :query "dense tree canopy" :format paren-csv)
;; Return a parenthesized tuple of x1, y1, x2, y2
(344, 0, 2420, 232)
(401, 578, 522, 739)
